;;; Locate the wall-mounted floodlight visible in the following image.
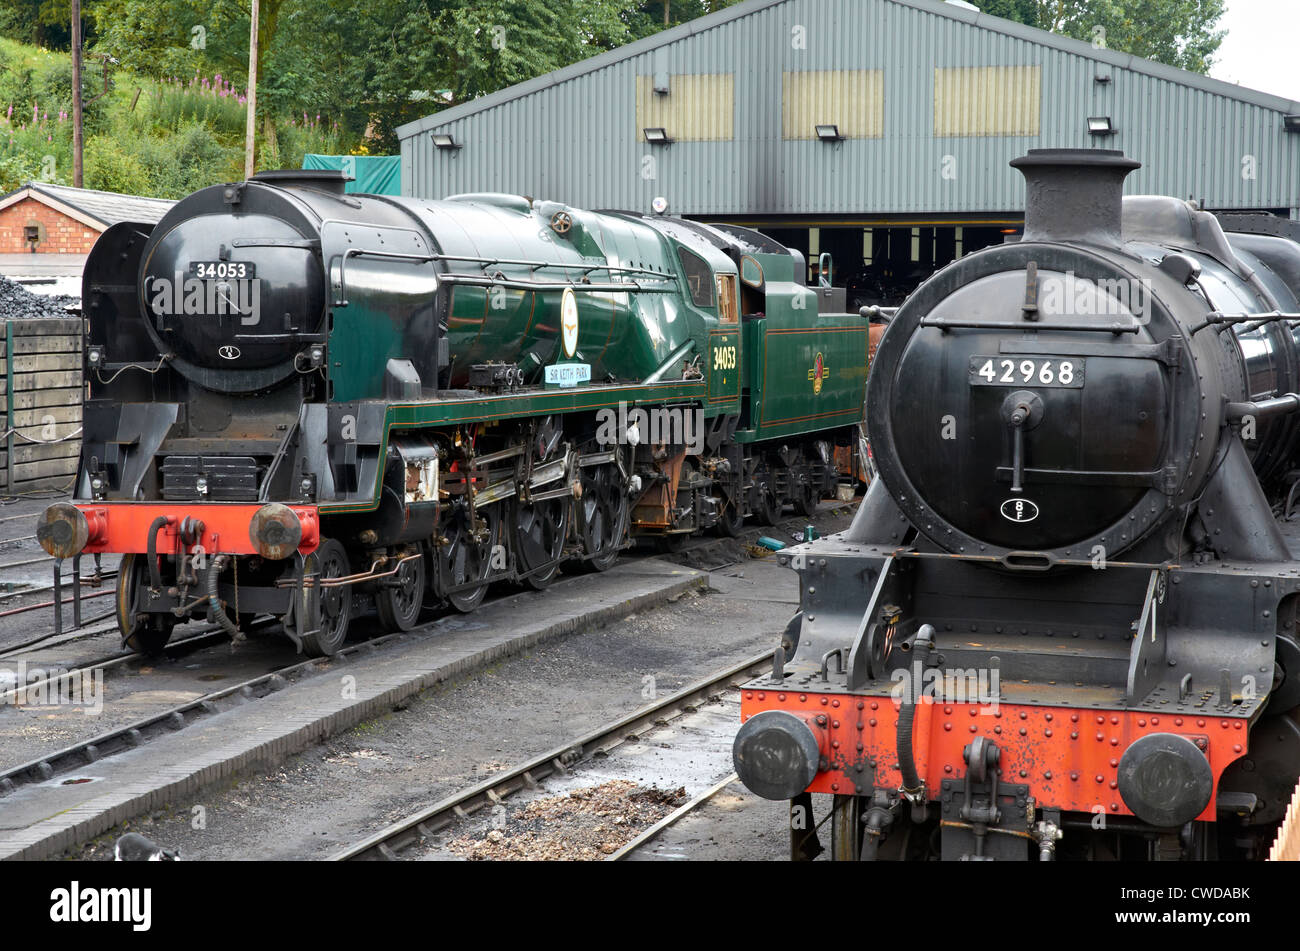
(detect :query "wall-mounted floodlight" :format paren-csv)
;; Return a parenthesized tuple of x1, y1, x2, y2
(1284, 115, 1300, 133)
(431, 132, 461, 150)
(1087, 116, 1116, 136)
(815, 124, 844, 141)
(643, 127, 673, 144)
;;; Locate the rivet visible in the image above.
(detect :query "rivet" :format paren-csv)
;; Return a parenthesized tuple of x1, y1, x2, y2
(1096, 732, 1104, 741)
(969, 724, 977, 732)
(1070, 771, 1079, 781)
(944, 723, 952, 731)
(1096, 775, 1104, 783)
(1045, 771, 1053, 780)
(1019, 728, 1027, 736)
(856, 701, 865, 710)
(758, 693, 766, 701)
(870, 701, 879, 711)
(820, 698, 828, 706)
(832, 720, 840, 729)
(778, 693, 786, 701)
(1233, 743, 1242, 753)
(746, 692, 753, 699)
(1045, 713, 1054, 722)
(869, 718, 877, 727)
(1045, 728, 1053, 737)
(1175, 717, 1183, 726)
(944, 764, 953, 773)
(1071, 731, 1079, 740)
(799, 694, 807, 702)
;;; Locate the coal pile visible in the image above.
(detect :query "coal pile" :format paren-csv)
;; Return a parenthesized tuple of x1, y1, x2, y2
(0, 275, 80, 319)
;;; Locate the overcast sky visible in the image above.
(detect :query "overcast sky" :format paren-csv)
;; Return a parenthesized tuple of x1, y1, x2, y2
(1210, 0, 1300, 102)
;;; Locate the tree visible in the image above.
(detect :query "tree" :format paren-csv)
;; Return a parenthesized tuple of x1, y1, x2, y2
(979, 0, 1226, 74)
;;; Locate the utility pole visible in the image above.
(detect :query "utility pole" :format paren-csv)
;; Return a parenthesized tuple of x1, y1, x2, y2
(244, 0, 259, 180)
(70, 0, 83, 187)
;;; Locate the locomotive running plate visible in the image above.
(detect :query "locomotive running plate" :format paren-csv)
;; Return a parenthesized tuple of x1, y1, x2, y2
(970, 356, 1084, 388)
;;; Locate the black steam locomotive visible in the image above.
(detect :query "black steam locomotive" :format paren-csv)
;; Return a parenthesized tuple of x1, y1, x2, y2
(734, 149, 1300, 861)
(37, 170, 870, 657)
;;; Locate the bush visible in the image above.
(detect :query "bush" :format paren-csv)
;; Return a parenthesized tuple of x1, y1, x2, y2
(83, 135, 151, 194)
(134, 122, 239, 197)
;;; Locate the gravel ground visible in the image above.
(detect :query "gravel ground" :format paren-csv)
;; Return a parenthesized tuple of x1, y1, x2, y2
(449, 780, 686, 860)
(70, 501, 854, 860)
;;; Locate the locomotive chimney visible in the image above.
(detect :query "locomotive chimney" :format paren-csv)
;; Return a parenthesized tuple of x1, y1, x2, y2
(1010, 148, 1140, 248)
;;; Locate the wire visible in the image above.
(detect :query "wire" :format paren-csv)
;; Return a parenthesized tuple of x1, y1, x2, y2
(94, 352, 170, 385)
(0, 426, 83, 445)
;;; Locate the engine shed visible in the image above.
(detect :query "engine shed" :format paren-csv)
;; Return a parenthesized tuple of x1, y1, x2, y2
(398, 0, 1300, 310)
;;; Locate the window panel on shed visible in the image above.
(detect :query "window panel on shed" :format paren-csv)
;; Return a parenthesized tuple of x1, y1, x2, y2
(782, 70, 884, 139)
(933, 65, 1041, 137)
(635, 74, 735, 142)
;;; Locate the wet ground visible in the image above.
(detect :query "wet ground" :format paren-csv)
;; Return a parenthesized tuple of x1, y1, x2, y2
(68, 501, 855, 860)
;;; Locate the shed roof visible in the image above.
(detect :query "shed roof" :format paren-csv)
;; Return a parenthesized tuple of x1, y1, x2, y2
(399, 0, 1300, 139)
(0, 182, 174, 230)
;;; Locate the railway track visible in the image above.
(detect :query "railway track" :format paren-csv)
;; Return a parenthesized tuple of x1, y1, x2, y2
(606, 771, 739, 860)
(328, 649, 773, 861)
(0, 618, 422, 797)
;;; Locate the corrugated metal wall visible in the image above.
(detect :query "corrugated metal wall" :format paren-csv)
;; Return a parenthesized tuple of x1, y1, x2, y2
(400, 0, 1300, 217)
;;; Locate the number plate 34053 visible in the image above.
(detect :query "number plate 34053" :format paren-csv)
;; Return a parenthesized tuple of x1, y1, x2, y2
(969, 356, 1085, 388)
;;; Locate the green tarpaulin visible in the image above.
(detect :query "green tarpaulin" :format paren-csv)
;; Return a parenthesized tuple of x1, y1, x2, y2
(302, 154, 400, 195)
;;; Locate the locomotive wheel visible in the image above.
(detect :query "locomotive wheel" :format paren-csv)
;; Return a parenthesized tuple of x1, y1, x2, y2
(829, 794, 863, 861)
(516, 495, 569, 590)
(794, 478, 819, 518)
(715, 492, 745, 537)
(756, 481, 782, 526)
(116, 553, 177, 655)
(655, 532, 689, 553)
(441, 504, 498, 613)
(577, 464, 629, 572)
(375, 552, 426, 631)
(289, 539, 353, 658)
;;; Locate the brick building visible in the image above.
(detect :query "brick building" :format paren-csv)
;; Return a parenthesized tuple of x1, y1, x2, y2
(0, 182, 173, 295)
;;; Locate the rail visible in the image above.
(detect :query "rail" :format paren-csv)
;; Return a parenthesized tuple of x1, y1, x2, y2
(329, 649, 773, 860)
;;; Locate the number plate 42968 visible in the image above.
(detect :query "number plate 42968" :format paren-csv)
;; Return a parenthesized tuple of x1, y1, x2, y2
(969, 356, 1085, 388)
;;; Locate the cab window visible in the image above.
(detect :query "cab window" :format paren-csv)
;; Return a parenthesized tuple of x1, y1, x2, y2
(678, 246, 715, 308)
